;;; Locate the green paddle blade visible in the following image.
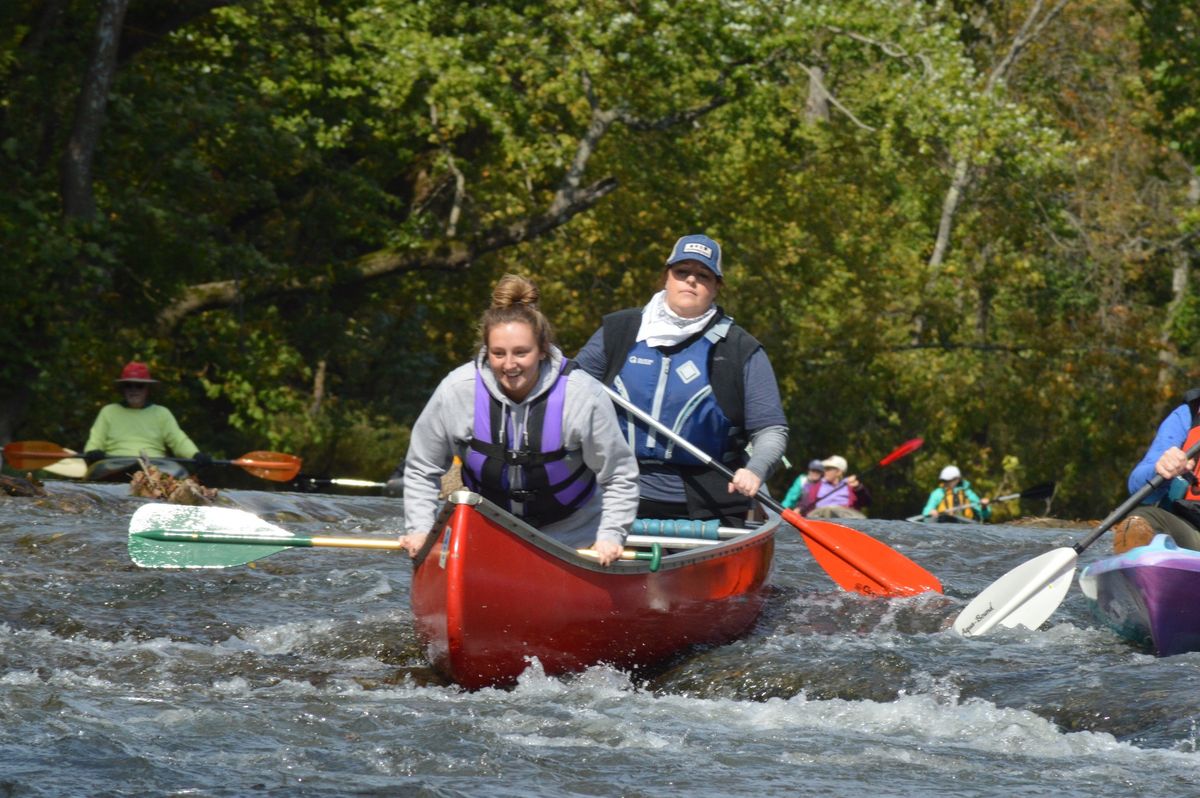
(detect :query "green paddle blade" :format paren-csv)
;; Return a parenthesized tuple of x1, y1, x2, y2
(128, 503, 307, 569)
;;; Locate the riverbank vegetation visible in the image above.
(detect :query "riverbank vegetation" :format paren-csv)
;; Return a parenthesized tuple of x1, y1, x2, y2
(2, 0, 1197, 517)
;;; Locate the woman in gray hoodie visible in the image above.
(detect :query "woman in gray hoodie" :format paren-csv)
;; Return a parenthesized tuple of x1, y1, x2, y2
(399, 274, 639, 565)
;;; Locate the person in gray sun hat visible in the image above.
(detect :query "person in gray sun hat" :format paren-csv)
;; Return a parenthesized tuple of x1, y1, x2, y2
(782, 459, 825, 511)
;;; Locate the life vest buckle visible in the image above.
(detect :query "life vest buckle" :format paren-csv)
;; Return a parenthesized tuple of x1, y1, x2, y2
(505, 449, 531, 465)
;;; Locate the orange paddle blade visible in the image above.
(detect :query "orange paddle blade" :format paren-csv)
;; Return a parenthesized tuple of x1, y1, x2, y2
(877, 437, 924, 467)
(230, 451, 302, 482)
(782, 508, 943, 597)
(2, 440, 78, 469)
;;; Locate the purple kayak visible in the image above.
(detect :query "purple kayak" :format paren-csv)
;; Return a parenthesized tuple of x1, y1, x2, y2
(1078, 534, 1200, 656)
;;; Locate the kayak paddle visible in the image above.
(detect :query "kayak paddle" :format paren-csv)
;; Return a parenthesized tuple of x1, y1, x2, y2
(953, 445, 1200, 637)
(2, 441, 302, 482)
(877, 438, 926, 468)
(128, 503, 404, 568)
(0, 441, 87, 478)
(905, 481, 1056, 522)
(603, 386, 942, 597)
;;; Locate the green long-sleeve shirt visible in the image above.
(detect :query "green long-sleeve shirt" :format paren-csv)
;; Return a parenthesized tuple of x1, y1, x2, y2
(84, 403, 200, 458)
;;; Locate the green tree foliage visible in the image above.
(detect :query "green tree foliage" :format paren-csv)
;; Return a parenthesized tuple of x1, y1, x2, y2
(1132, 0, 1200, 164)
(1, 0, 1196, 518)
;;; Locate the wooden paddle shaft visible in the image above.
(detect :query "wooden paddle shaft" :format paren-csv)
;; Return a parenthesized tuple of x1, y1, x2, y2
(135, 528, 403, 551)
(311, 536, 404, 550)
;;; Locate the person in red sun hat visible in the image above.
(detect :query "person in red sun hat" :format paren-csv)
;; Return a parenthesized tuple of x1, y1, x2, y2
(80, 361, 211, 478)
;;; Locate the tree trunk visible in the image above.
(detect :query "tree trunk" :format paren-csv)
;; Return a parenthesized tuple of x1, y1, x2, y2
(61, 0, 129, 220)
(0, 382, 32, 451)
(923, 0, 1068, 285)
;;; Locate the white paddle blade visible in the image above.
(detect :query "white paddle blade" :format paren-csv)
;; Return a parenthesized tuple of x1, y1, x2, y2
(129, 503, 292, 538)
(43, 459, 88, 478)
(953, 548, 1078, 637)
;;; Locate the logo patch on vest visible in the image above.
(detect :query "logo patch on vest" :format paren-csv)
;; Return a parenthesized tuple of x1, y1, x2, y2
(675, 360, 701, 384)
(628, 355, 654, 366)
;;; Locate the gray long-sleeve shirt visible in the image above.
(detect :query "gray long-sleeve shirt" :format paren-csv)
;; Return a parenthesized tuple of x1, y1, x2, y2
(402, 345, 639, 548)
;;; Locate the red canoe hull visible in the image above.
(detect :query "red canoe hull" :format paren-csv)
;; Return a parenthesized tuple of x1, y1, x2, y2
(410, 492, 777, 689)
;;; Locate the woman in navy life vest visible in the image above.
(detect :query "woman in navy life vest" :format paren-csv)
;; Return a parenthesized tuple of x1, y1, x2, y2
(397, 274, 639, 565)
(575, 234, 789, 526)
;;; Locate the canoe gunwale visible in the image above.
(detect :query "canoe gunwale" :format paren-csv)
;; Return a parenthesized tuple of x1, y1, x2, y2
(412, 489, 780, 574)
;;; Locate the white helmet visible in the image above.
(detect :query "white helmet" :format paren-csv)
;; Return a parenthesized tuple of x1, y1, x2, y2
(939, 465, 962, 481)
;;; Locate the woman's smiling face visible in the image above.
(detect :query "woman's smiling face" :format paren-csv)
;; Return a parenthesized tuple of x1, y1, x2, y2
(486, 321, 544, 402)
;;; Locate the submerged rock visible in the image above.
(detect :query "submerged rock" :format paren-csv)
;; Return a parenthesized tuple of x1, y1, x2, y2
(0, 473, 48, 497)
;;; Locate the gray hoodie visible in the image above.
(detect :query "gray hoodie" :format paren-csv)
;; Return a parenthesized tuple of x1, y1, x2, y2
(403, 344, 639, 548)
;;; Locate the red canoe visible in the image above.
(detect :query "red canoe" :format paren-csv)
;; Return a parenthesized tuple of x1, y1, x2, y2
(410, 490, 779, 689)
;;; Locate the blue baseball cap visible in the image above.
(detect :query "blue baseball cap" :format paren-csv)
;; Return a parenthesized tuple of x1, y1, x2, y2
(666, 234, 723, 279)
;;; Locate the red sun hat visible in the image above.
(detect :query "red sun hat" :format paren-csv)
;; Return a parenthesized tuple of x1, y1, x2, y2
(115, 361, 160, 384)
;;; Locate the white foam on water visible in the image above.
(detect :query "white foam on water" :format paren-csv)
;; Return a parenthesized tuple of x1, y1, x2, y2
(353, 572, 395, 602)
(0, 669, 44, 686)
(371, 658, 1200, 767)
(221, 617, 340, 654)
(0, 620, 220, 662)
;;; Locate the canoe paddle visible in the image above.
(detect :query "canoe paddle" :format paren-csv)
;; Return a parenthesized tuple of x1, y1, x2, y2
(905, 481, 1056, 522)
(128, 503, 403, 568)
(128, 503, 644, 569)
(953, 444, 1200, 637)
(2, 440, 302, 482)
(603, 386, 942, 597)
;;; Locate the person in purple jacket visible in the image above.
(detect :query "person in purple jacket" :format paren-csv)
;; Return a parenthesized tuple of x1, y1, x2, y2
(1112, 391, 1200, 553)
(806, 455, 872, 519)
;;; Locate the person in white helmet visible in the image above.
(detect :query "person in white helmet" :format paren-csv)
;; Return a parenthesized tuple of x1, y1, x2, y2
(920, 465, 990, 522)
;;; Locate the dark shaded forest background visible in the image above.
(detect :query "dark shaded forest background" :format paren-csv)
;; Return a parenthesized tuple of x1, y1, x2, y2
(2, 0, 1197, 519)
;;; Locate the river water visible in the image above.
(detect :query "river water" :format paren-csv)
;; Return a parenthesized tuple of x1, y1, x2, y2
(2, 482, 1198, 796)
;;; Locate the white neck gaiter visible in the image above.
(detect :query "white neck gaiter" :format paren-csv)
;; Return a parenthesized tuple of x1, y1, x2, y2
(635, 290, 717, 348)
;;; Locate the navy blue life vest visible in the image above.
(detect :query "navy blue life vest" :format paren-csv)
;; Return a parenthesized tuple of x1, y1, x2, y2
(597, 306, 762, 521)
(599, 307, 757, 437)
(613, 316, 741, 467)
(462, 360, 596, 525)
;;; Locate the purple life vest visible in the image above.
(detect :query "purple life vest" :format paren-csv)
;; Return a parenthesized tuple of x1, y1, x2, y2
(462, 360, 596, 525)
(814, 480, 852, 509)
